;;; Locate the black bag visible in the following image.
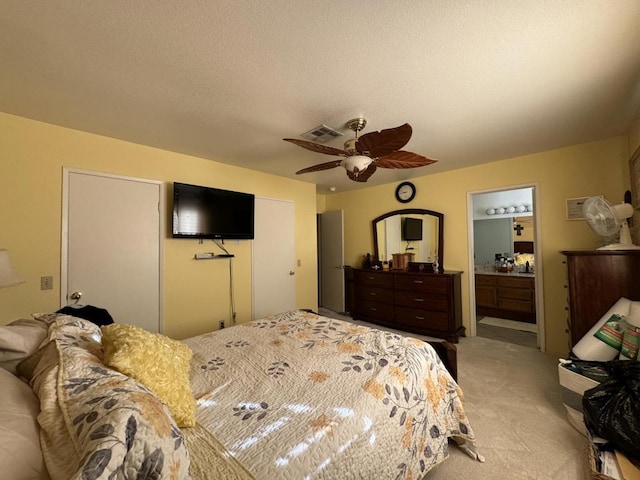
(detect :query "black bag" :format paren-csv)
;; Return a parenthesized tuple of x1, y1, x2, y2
(582, 361, 640, 462)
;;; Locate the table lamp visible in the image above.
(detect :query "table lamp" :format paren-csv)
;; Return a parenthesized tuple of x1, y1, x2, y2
(0, 249, 24, 288)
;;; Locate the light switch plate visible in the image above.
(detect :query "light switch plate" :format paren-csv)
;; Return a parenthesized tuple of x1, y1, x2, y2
(40, 276, 53, 290)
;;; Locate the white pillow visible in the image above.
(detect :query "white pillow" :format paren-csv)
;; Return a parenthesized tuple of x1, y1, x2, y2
(0, 367, 49, 479)
(0, 317, 50, 374)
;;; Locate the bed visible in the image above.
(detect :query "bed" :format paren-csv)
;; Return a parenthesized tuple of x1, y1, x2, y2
(0, 309, 482, 479)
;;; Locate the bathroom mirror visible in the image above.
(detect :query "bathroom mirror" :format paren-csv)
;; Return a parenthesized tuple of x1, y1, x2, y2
(372, 208, 444, 269)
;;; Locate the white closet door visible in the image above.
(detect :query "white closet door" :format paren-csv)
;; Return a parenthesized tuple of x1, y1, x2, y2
(319, 210, 345, 313)
(252, 197, 296, 319)
(62, 169, 162, 332)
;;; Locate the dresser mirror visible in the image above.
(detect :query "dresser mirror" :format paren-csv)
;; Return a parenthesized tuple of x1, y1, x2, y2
(372, 208, 444, 269)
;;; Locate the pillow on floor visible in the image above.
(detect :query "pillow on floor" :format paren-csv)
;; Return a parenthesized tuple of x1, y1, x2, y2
(101, 323, 196, 427)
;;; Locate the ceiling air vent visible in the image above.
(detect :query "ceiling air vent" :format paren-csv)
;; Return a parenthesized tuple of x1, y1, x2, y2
(300, 124, 343, 143)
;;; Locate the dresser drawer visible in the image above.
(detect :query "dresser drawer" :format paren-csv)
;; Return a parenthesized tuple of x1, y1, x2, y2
(394, 290, 449, 312)
(395, 306, 449, 331)
(357, 285, 393, 304)
(497, 276, 534, 289)
(475, 285, 497, 308)
(497, 287, 532, 301)
(354, 270, 394, 288)
(497, 298, 533, 313)
(394, 274, 448, 293)
(475, 274, 498, 286)
(358, 300, 394, 321)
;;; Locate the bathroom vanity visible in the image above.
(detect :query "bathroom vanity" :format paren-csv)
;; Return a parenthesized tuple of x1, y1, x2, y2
(475, 270, 536, 323)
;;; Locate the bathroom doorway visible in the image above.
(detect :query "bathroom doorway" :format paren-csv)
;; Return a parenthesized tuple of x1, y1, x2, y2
(467, 184, 545, 351)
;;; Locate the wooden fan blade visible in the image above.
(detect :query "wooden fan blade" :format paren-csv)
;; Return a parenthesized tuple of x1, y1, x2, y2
(355, 123, 412, 158)
(375, 150, 437, 169)
(296, 159, 343, 175)
(283, 138, 348, 156)
(346, 164, 377, 182)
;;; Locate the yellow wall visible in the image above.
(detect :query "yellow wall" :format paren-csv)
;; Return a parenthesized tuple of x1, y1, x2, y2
(0, 113, 318, 339)
(3, 109, 635, 356)
(629, 115, 640, 154)
(324, 136, 630, 357)
(512, 217, 534, 243)
(629, 115, 640, 245)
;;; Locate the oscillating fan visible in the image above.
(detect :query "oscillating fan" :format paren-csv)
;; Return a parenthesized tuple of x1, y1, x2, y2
(583, 196, 640, 249)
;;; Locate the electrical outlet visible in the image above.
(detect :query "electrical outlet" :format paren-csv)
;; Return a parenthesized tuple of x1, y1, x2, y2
(40, 276, 53, 290)
(219, 320, 225, 329)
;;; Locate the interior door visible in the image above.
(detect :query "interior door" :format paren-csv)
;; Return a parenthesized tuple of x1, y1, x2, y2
(319, 210, 345, 313)
(252, 197, 296, 319)
(469, 185, 544, 351)
(62, 169, 162, 332)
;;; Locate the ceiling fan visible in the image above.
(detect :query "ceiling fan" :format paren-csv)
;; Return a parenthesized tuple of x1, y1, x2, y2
(283, 118, 437, 182)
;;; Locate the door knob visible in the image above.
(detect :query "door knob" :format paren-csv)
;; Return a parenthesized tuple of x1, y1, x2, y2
(289, 271, 295, 276)
(70, 291, 83, 304)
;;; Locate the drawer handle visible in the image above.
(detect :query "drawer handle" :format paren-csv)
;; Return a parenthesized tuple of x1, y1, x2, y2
(369, 307, 377, 311)
(413, 280, 423, 284)
(368, 276, 375, 280)
(414, 298, 424, 302)
(369, 292, 377, 296)
(414, 316, 425, 320)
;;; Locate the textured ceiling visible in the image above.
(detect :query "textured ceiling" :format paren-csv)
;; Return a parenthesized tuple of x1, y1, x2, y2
(1, 1, 640, 193)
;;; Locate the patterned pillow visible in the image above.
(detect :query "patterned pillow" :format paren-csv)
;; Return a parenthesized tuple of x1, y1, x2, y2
(101, 323, 196, 427)
(26, 315, 191, 479)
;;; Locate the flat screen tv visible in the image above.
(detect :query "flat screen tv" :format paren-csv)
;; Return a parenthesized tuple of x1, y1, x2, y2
(402, 217, 423, 241)
(172, 182, 255, 239)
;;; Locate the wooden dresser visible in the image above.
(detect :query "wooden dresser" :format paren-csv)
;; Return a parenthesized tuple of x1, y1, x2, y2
(475, 273, 536, 323)
(562, 250, 640, 348)
(350, 268, 464, 343)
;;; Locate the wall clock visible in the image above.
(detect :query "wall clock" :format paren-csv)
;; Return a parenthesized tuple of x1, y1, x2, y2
(395, 181, 416, 203)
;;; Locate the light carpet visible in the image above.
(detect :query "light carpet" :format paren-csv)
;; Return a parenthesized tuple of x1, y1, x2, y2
(479, 316, 538, 333)
(318, 308, 588, 480)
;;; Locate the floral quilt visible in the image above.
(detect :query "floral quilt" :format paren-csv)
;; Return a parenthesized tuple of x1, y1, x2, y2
(184, 310, 481, 480)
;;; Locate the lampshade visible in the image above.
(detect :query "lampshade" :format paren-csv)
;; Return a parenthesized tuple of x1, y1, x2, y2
(0, 249, 24, 288)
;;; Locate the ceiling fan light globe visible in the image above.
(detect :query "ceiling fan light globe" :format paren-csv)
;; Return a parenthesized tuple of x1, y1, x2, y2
(342, 155, 372, 173)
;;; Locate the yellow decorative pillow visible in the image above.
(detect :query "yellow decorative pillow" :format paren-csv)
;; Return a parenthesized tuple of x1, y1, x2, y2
(101, 323, 196, 427)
